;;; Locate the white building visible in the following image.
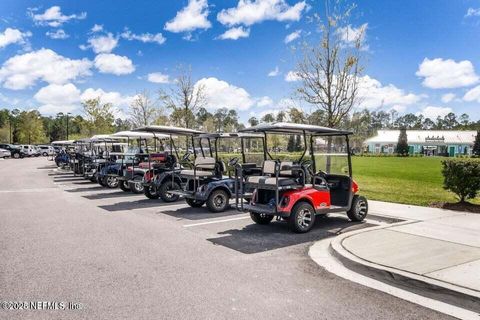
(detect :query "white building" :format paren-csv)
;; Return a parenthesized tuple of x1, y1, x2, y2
(364, 130, 477, 156)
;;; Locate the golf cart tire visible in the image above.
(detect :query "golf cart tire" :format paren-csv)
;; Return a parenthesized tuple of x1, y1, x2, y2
(119, 180, 130, 192)
(106, 176, 119, 189)
(128, 176, 144, 194)
(347, 195, 368, 222)
(206, 189, 229, 213)
(250, 212, 274, 225)
(186, 198, 205, 207)
(13, 153, 20, 159)
(288, 201, 316, 233)
(158, 181, 180, 202)
(144, 186, 159, 199)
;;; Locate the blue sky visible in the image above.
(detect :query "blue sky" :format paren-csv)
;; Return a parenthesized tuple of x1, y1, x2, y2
(0, 0, 479, 123)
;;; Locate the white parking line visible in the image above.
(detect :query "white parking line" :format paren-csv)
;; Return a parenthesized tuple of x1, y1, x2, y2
(183, 215, 250, 228)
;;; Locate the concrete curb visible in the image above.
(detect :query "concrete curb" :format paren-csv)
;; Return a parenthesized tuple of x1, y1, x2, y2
(328, 222, 480, 313)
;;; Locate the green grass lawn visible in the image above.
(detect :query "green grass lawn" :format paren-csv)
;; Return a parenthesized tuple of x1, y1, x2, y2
(352, 157, 480, 206)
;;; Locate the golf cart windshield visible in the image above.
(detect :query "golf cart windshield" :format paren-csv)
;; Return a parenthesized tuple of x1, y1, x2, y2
(313, 136, 350, 176)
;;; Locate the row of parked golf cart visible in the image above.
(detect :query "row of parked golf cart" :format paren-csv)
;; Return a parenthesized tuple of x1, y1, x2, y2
(52, 123, 368, 233)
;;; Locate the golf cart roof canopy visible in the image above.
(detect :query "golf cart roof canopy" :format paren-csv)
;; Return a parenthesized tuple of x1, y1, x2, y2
(51, 140, 75, 145)
(111, 131, 169, 139)
(133, 125, 203, 136)
(240, 122, 352, 136)
(197, 132, 264, 139)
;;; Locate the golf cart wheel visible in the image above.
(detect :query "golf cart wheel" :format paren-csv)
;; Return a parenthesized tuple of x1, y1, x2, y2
(119, 180, 130, 192)
(128, 176, 144, 194)
(206, 189, 230, 213)
(186, 198, 205, 207)
(158, 181, 180, 202)
(106, 176, 119, 188)
(144, 186, 160, 199)
(347, 195, 368, 222)
(289, 202, 316, 233)
(250, 212, 274, 225)
(13, 153, 20, 159)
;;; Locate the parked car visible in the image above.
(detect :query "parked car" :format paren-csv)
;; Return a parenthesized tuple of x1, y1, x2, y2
(18, 145, 36, 157)
(0, 148, 11, 159)
(0, 144, 24, 159)
(38, 145, 55, 156)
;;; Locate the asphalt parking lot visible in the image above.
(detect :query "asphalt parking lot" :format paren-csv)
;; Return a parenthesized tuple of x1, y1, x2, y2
(0, 157, 453, 319)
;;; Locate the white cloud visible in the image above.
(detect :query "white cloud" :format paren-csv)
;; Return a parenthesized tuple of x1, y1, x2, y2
(147, 72, 170, 84)
(91, 24, 103, 32)
(358, 75, 422, 109)
(441, 93, 456, 103)
(217, 26, 250, 40)
(416, 58, 479, 89)
(84, 33, 118, 53)
(34, 83, 81, 115)
(0, 48, 92, 90)
(284, 29, 301, 44)
(45, 29, 69, 39)
(0, 28, 32, 48)
(463, 85, 480, 102)
(466, 8, 480, 17)
(94, 53, 135, 75)
(164, 0, 211, 33)
(30, 6, 86, 27)
(81, 88, 136, 107)
(34, 83, 81, 105)
(195, 77, 254, 110)
(256, 96, 273, 107)
(284, 70, 301, 82)
(121, 28, 166, 45)
(418, 106, 453, 119)
(268, 66, 280, 77)
(217, 0, 306, 27)
(336, 23, 368, 49)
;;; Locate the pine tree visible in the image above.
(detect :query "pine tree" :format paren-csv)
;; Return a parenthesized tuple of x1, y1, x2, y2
(294, 135, 302, 151)
(473, 130, 480, 156)
(287, 135, 295, 152)
(396, 128, 409, 156)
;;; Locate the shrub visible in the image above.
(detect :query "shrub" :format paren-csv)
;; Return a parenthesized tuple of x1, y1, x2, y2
(441, 159, 480, 203)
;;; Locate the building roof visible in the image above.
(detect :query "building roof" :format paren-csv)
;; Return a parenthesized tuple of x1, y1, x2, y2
(365, 130, 477, 145)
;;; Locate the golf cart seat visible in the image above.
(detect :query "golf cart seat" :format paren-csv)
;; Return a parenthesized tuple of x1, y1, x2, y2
(246, 160, 299, 187)
(180, 156, 217, 178)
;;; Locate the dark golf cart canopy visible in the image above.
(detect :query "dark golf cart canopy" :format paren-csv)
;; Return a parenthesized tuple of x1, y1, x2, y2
(240, 122, 352, 136)
(133, 125, 203, 136)
(197, 132, 264, 139)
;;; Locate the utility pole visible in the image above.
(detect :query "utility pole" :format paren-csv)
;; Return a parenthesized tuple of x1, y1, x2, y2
(66, 113, 71, 140)
(9, 118, 12, 144)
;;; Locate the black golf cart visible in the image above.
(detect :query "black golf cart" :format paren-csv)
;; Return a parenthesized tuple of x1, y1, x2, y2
(133, 125, 204, 202)
(168, 132, 266, 213)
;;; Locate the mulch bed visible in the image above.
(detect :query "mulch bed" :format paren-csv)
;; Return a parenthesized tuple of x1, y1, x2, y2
(430, 201, 480, 213)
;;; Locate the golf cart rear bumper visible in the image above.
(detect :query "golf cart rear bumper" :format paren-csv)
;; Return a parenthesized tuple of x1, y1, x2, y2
(242, 203, 289, 217)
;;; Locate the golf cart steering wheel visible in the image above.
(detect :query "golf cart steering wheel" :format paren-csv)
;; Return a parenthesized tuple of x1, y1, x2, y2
(182, 152, 192, 162)
(228, 157, 239, 167)
(300, 159, 315, 177)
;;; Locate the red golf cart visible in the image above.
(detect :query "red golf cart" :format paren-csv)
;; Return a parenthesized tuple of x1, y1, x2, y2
(235, 122, 368, 233)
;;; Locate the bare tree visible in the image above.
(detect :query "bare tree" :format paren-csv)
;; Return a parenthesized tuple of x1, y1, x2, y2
(159, 66, 207, 129)
(129, 90, 159, 127)
(295, 0, 365, 128)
